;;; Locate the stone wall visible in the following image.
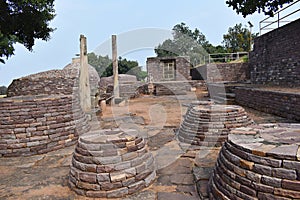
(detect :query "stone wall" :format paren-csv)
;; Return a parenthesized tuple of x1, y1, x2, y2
(235, 87, 300, 121)
(147, 56, 191, 82)
(0, 95, 90, 157)
(192, 63, 249, 82)
(250, 18, 300, 86)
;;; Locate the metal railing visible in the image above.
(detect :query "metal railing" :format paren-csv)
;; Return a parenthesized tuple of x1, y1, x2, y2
(207, 52, 249, 64)
(260, 0, 300, 35)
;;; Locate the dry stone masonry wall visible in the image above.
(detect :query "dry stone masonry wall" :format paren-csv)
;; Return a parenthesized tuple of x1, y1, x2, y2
(0, 95, 90, 157)
(209, 123, 300, 199)
(177, 104, 253, 148)
(69, 129, 156, 198)
(192, 63, 249, 82)
(235, 87, 300, 121)
(250, 19, 300, 86)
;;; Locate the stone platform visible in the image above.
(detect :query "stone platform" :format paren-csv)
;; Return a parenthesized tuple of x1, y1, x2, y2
(209, 123, 300, 199)
(69, 129, 156, 198)
(178, 104, 253, 147)
(0, 95, 90, 157)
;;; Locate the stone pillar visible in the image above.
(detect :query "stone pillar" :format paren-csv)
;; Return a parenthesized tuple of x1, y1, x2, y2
(112, 35, 119, 99)
(79, 34, 91, 112)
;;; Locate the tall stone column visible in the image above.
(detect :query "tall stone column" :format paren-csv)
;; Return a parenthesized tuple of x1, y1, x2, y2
(112, 35, 120, 99)
(79, 34, 91, 112)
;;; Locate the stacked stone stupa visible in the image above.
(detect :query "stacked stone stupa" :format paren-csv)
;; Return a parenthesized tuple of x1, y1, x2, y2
(178, 104, 253, 147)
(210, 123, 300, 199)
(69, 129, 156, 198)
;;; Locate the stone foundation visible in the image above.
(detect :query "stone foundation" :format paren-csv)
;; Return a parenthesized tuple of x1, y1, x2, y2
(209, 123, 300, 199)
(0, 95, 90, 157)
(69, 129, 156, 198)
(177, 104, 253, 147)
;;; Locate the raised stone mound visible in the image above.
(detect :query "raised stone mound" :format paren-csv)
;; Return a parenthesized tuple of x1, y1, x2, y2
(177, 104, 253, 147)
(7, 59, 100, 97)
(0, 95, 90, 157)
(185, 100, 214, 115)
(69, 129, 156, 198)
(209, 123, 300, 200)
(63, 59, 100, 93)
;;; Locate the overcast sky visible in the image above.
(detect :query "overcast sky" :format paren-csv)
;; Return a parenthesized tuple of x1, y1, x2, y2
(0, 0, 265, 86)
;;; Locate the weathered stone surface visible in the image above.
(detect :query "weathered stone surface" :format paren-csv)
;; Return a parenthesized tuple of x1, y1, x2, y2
(0, 95, 90, 157)
(170, 174, 194, 185)
(209, 123, 300, 200)
(69, 129, 156, 198)
(178, 104, 253, 147)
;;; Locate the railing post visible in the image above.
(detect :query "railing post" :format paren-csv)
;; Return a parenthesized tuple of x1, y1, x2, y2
(278, 12, 280, 28)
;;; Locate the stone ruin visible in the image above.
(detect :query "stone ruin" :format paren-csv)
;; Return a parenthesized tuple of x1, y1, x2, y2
(0, 59, 99, 157)
(7, 58, 100, 97)
(0, 95, 89, 156)
(99, 74, 145, 99)
(178, 104, 253, 147)
(69, 129, 156, 198)
(210, 123, 300, 199)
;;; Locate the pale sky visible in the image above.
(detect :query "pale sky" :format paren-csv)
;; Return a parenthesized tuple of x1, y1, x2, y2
(0, 0, 265, 86)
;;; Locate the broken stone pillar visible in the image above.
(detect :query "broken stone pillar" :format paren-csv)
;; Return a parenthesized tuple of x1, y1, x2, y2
(112, 35, 120, 99)
(79, 34, 91, 112)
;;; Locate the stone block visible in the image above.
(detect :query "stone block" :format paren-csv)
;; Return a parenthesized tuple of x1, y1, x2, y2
(96, 173, 110, 182)
(272, 168, 297, 180)
(282, 179, 300, 191)
(106, 187, 128, 198)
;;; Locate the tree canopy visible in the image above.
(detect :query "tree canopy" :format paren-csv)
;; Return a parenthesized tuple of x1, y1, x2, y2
(0, 0, 55, 63)
(88, 53, 147, 81)
(155, 23, 226, 66)
(226, 0, 295, 17)
(0, 86, 7, 95)
(223, 23, 258, 52)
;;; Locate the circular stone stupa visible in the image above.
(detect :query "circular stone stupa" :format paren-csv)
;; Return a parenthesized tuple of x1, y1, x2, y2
(69, 129, 156, 198)
(210, 123, 300, 200)
(178, 104, 253, 147)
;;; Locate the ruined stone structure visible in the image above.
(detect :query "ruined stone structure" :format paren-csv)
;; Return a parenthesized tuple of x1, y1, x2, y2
(177, 104, 253, 147)
(147, 56, 191, 82)
(99, 74, 145, 99)
(7, 59, 100, 97)
(1, 57, 98, 156)
(69, 129, 156, 198)
(235, 87, 300, 121)
(0, 95, 90, 157)
(210, 123, 300, 199)
(250, 18, 300, 86)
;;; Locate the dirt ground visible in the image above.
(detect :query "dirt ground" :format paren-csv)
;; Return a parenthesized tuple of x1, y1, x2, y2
(0, 91, 297, 200)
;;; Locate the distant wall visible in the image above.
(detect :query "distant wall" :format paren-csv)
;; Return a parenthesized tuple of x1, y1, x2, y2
(250, 18, 300, 86)
(192, 63, 249, 82)
(235, 87, 300, 121)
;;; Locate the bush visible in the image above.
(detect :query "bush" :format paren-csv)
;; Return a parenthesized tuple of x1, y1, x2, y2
(0, 86, 7, 95)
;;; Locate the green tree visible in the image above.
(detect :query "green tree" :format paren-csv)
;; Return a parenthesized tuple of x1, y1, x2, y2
(226, 0, 295, 17)
(0, 86, 7, 95)
(88, 52, 111, 77)
(88, 53, 147, 81)
(222, 23, 257, 52)
(155, 22, 222, 66)
(0, 0, 55, 63)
